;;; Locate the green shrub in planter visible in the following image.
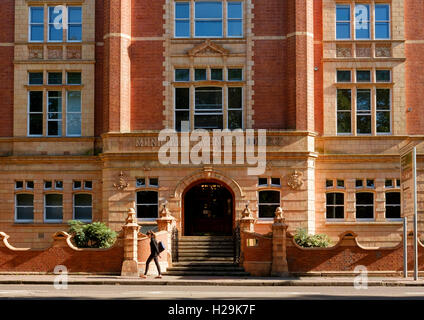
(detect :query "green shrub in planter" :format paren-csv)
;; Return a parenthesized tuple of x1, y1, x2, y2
(293, 228, 331, 248)
(68, 220, 117, 248)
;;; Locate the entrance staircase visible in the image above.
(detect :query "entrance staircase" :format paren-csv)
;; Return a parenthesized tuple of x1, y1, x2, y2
(164, 236, 249, 277)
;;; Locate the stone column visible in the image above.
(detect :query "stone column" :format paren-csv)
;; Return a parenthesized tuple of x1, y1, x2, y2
(156, 202, 176, 264)
(239, 203, 255, 232)
(271, 207, 289, 277)
(121, 208, 140, 277)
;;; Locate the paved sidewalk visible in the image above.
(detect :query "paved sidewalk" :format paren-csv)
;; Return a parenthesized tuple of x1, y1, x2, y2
(0, 274, 423, 286)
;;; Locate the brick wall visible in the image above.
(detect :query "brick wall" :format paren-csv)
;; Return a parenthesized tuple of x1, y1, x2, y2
(95, 0, 105, 136)
(130, 0, 165, 131)
(405, 0, 424, 135)
(0, 0, 14, 137)
(313, 0, 323, 135)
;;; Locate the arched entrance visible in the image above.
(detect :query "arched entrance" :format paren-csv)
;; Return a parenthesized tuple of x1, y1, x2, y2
(183, 181, 234, 236)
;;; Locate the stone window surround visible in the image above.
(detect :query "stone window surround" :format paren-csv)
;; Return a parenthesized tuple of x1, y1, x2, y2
(335, 1, 391, 41)
(173, 0, 244, 39)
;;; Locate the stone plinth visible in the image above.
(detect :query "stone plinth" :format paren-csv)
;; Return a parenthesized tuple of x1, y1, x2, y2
(271, 207, 289, 277)
(156, 204, 176, 265)
(121, 208, 140, 277)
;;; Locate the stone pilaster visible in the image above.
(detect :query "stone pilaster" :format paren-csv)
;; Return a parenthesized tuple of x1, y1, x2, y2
(271, 207, 289, 277)
(121, 208, 140, 277)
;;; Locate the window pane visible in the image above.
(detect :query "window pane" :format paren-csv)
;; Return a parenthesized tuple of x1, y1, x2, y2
(67, 91, 81, 112)
(26, 181, 34, 189)
(385, 179, 393, 188)
(228, 21, 242, 37)
(30, 114, 43, 135)
(194, 115, 223, 130)
(49, 7, 62, 23)
(228, 110, 242, 130)
(176, 2, 190, 18)
(84, 181, 92, 189)
(67, 72, 82, 85)
(375, 5, 390, 21)
(195, 2, 222, 19)
(175, 69, 190, 81)
(175, 88, 189, 109)
(377, 112, 390, 133)
(29, 91, 43, 112)
(195, 69, 207, 81)
(327, 193, 344, 205)
(75, 194, 92, 206)
(47, 121, 60, 136)
(271, 178, 281, 186)
(376, 70, 391, 82)
(337, 70, 351, 82)
(48, 73, 62, 85)
(175, 111, 190, 132)
(137, 191, 158, 204)
(211, 69, 223, 81)
(46, 207, 63, 220)
(49, 25, 63, 41)
(386, 192, 400, 205)
(149, 178, 159, 187)
(355, 5, 370, 39)
(30, 25, 44, 42)
(228, 87, 242, 109)
(137, 205, 158, 219)
(258, 178, 267, 186)
(376, 89, 390, 110)
(68, 7, 82, 23)
(386, 205, 400, 219)
(375, 23, 390, 39)
(136, 178, 145, 188)
(67, 113, 82, 136)
(336, 5, 350, 21)
(195, 21, 222, 37)
(337, 89, 351, 110)
(357, 115, 371, 134)
(356, 205, 373, 219)
(17, 207, 34, 221)
(357, 89, 371, 111)
(16, 181, 24, 189)
(228, 69, 242, 81)
(228, 2, 242, 18)
(29, 73, 43, 85)
(326, 180, 333, 188)
(259, 205, 278, 218)
(17, 194, 34, 206)
(356, 70, 371, 82)
(48, 92, 62, 112)
(195, 87, 222, 110)
(30, 7, 44, 23)
(74, 181, 82, 189)
(176, 21, 190, 37)
(74, 207, 92, 221)
(46, 194, 63, 206)
(68, 25, 82, 41)
(336, 23, 350, 39)
(259, 191, 280, 204)
(337, 113, 351, 134)
(356, 192, 373, 205)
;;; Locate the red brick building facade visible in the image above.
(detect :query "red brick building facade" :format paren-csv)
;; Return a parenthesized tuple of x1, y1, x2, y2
(0, 0, 423, 262)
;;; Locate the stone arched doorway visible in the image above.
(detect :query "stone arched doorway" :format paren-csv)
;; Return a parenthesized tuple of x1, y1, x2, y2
(183, 180, 234, 236)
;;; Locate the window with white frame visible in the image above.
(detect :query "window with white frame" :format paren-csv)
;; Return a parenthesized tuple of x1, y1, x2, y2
(326, 192, 344, 220)
(29, 7, 44, 42)
(385, 192, 400, 220)
(174, 67, 244, 131)
(175, 1, 243, 38)
(136, 191, 159, 220)
(356, 192, 374, 220)
(29, 5, 82, 43)
(44, 194, 63, 222)
(335, 3, 391, 41)
(336, 70, 392, 135)
(74, 193, 92, 221)
(15, 194, 34, 222)
(258, 190, 280, 219)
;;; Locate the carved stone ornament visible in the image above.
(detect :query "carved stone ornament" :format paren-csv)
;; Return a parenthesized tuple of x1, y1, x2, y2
(114, 171, 129, 191)
(125, 207, 137, 224)
(274, 206, 285, 223)
(241, 203, 253, 219)
(160, 204, 172, 219)
(188, 39, 230, 57)
(287, 170, 304, 190)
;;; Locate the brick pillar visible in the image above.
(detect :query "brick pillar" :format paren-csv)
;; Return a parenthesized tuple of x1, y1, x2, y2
(156, 203, 175, 264)
(271, 207, 289, 277)
(239, 204, 255, 232)
(121, 208, 140, 277)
